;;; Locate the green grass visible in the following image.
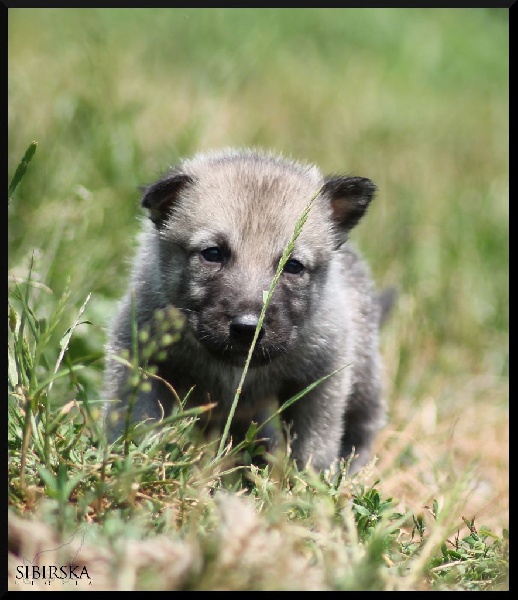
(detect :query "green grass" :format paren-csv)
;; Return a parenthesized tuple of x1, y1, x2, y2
(7, 275, 509, 589)
(8, 8, 508, 591)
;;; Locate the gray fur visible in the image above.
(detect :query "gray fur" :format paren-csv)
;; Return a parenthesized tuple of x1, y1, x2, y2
(104, 148, 388, 473)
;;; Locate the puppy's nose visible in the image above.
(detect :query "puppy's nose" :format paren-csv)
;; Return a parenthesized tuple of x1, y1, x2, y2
(229, 315, 264, 345)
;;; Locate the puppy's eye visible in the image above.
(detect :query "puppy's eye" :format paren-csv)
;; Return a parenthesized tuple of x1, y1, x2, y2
(283, 258, 305, 275)
(201, 247, 224, 263)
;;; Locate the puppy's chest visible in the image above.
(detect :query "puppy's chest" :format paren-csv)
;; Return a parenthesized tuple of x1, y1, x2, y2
(214, 366, 280, 410)
(161, 355, 280, 410)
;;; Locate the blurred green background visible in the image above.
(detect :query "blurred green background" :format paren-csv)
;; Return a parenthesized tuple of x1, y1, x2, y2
(8, 8, 508, 417)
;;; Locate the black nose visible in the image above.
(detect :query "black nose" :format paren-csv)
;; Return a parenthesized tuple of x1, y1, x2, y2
(229, 315, 264, 345)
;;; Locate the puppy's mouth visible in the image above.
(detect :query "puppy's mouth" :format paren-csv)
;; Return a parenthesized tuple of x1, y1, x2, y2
(200, 337, 281, 368)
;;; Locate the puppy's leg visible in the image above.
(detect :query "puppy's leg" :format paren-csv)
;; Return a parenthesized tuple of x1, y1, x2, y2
(340, 375, 385, 474)
(282, 381, 348, 472)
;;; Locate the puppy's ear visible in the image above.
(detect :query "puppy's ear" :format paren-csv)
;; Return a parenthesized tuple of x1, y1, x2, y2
(323, 176, 377, 244)
(141, 172, 194, 227)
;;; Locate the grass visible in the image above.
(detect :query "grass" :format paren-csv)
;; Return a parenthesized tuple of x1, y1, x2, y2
(7, 274, 509, 590)
(8, 8, 508, 591)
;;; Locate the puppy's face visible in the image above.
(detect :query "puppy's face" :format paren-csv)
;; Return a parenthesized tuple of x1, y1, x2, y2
(142, 150, 375, 367)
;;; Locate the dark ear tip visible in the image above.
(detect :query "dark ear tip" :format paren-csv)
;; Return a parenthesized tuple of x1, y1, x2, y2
(141, 191, 152, 208)
(140, 173, 194, 212)
(344, 176, 377, 196)
(323, 175, 378, 200)
(361, 177, 377, 193)
(141, 186, 159, 209)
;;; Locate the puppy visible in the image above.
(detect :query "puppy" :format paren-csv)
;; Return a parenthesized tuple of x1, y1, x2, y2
(104, 148, 391, 473)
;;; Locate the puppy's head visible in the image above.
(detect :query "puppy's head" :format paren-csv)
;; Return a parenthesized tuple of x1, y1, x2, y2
(141, 148, 376, 366)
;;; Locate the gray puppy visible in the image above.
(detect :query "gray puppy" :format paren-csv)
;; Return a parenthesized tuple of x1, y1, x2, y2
(104, 148, 390, 473)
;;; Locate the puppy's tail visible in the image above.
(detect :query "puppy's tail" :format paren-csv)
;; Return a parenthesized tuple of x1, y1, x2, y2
(377, 286, 397, 328)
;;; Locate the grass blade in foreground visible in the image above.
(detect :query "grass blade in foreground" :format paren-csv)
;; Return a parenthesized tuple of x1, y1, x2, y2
(8, 141, 38, 201)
